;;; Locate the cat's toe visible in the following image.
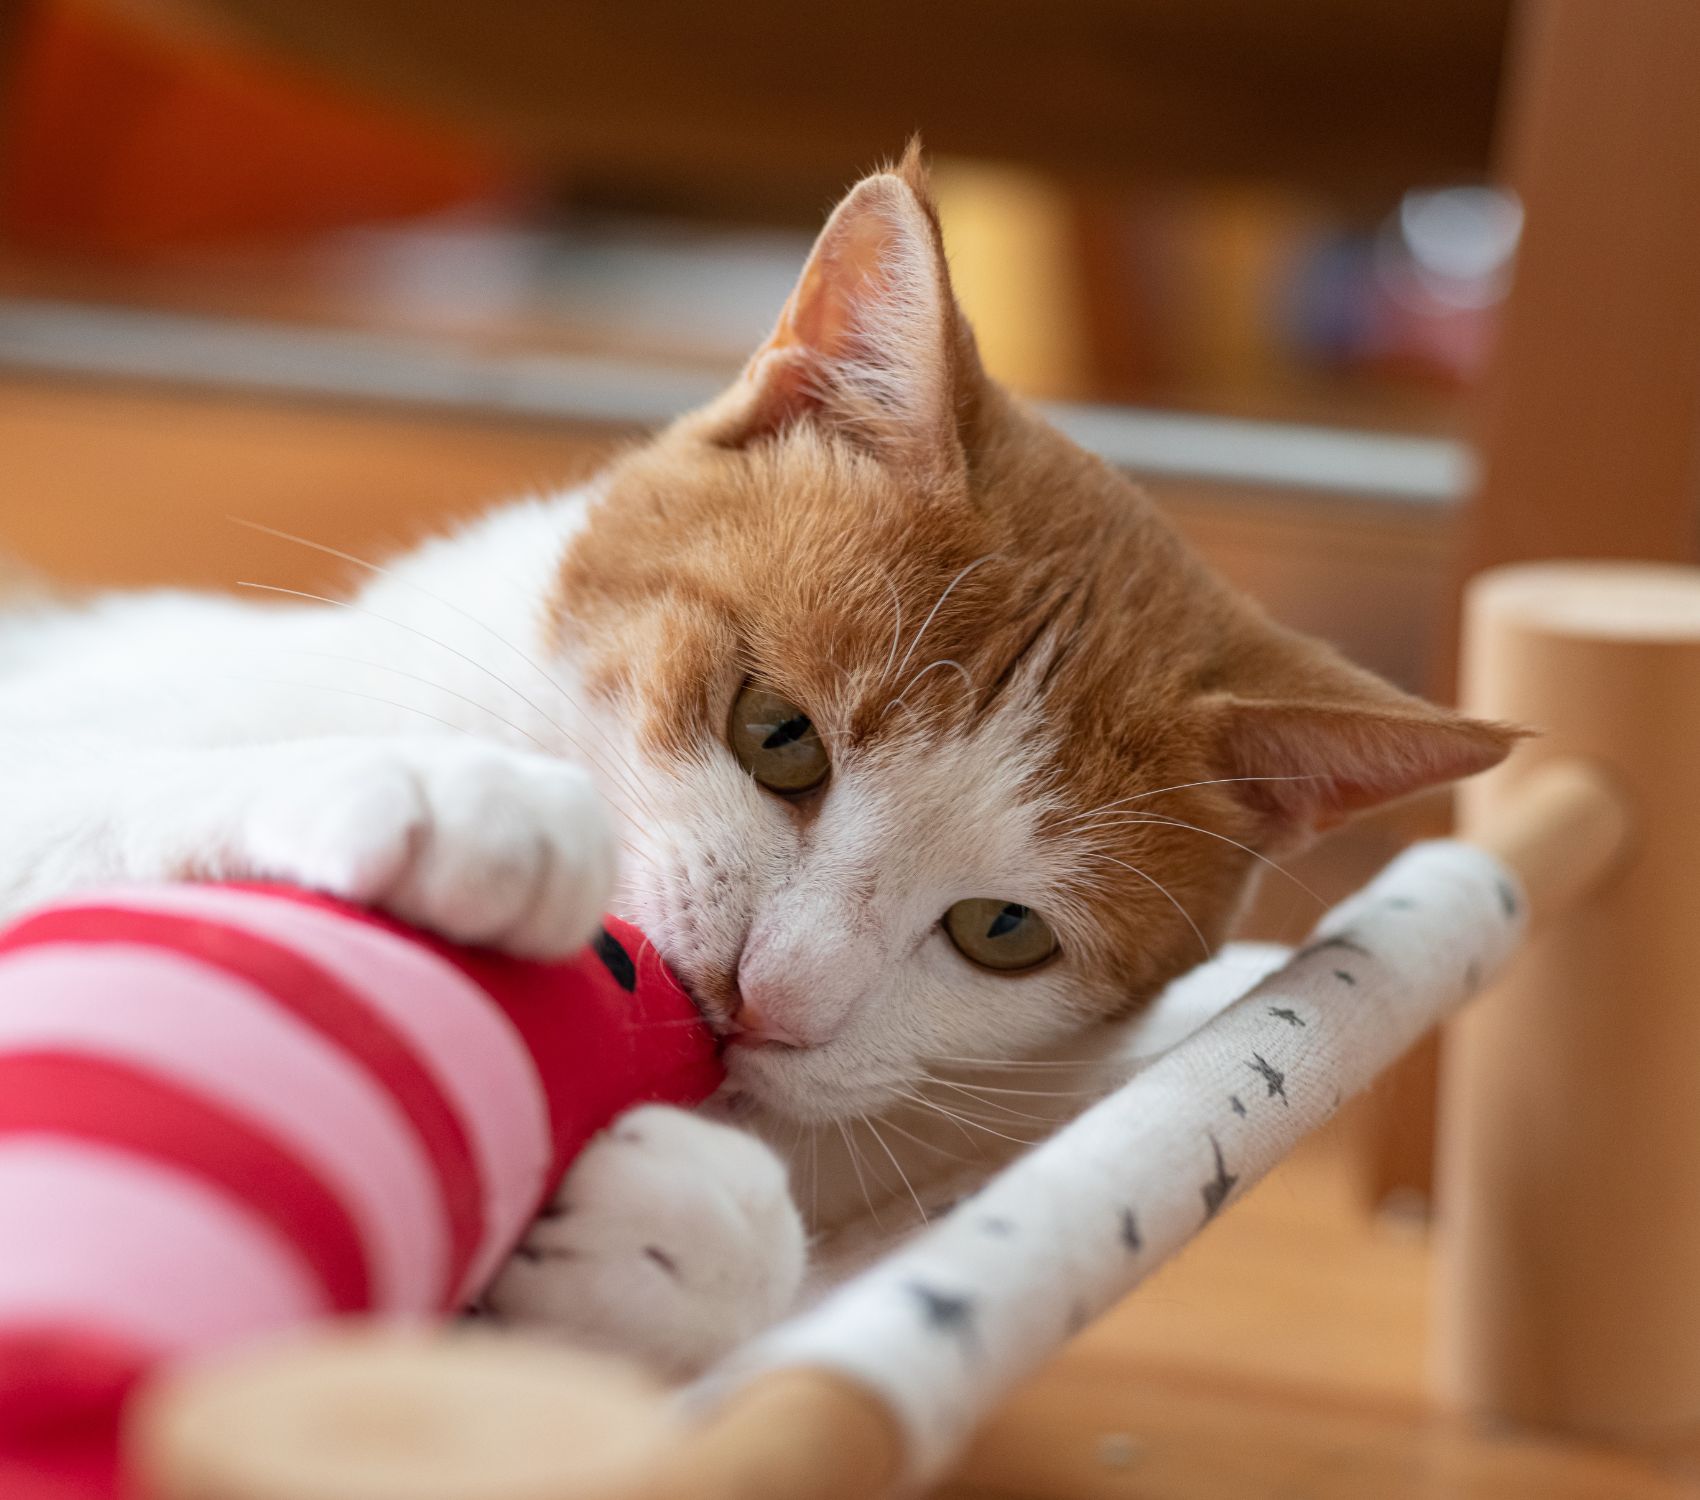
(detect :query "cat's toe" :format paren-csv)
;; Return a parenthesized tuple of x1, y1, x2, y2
(238, 740, 614, 958)
(242, 745, 430, 903)
(483, 1106, 806, 1379)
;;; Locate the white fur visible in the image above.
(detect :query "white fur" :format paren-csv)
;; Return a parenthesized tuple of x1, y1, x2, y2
(482, 1105, 805, 1378)
(0, 483, 1138, 1376)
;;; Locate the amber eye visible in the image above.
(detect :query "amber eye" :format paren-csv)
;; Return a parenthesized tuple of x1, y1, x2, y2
(728, 683, 830, 794)
(944, 900, 1059, 973)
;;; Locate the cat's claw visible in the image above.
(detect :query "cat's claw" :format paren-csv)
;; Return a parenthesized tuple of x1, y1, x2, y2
(483, 1105, 806, 1379)
(236, 738, 615, 959)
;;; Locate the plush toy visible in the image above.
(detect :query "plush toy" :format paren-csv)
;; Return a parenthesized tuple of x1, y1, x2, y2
(0, 882, 721, 1499)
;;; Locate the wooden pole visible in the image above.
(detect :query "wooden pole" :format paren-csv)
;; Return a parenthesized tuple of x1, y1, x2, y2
(1463, 758, 1629, 935)
(1374, 0, 1700, 1217)
(1435, 561, 1700, 1437)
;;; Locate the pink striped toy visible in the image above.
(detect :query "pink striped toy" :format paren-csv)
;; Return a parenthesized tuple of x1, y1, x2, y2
(0, 884, 723, 1500)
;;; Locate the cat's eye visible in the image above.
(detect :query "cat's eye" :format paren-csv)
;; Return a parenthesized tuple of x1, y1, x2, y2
(728, 683, 831, 794)
(944, 899, 1059, 973)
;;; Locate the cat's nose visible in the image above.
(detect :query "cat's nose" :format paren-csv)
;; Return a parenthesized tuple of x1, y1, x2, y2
(730, 922, 854, 1049)
(725, 992, 807, 1050)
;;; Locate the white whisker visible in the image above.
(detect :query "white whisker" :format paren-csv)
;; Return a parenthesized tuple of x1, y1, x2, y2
(809, 1125, 820, 1227)
(213, 674, 473, 738)
(233, 518, 653, 806)
(279, 649, 550, 753)
(1070, 810, 1325, 909)
(1066, 774, 1324, 825)
(885, 657, 975, 719)
(835, 1119, 885, 1232)
(926, 1075, 1105, 1101)
(887, 554, 997, 689)
(1089, 851, 1213, 962)
(879, 573, 904, 685)
(860, 1113, 928, 1225)
(894, 1089, 980, 1150)
(923, 1077, 1073, 1125)
(235, 580, 660, 821)
(868, 1112, 980, 1166)
(896, 1091, 1040, 1149)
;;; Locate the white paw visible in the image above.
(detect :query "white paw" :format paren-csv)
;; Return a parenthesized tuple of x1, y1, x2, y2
(482, 1105, 806, 1379)
(234, 738, 615, 958)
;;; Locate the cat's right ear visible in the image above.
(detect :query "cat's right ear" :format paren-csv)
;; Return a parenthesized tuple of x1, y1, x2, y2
(688, 145, 982, 487)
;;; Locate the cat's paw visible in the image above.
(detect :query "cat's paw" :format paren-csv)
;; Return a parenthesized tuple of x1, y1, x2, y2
(234, 738, 614, 958)
(481, 1105, 806, 1379)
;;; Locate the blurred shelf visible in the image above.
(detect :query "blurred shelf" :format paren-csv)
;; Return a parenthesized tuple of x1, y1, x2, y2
(122, 0, 1512, 209)
(0, 296, 1470, 505)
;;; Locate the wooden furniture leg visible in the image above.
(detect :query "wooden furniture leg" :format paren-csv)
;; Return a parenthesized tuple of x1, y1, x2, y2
(1367, 0, 1700, 1210)
(1435, 563, 1700, 1437)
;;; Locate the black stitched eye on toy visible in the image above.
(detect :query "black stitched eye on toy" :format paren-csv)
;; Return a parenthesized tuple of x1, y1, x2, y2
(944, 900, 1059, 972)
(728, 683, 830, 794)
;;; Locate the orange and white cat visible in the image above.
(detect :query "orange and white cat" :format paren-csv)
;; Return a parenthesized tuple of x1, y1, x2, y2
(0, 150, 1512, 1376)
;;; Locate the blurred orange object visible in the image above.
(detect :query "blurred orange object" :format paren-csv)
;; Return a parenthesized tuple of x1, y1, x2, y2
(0, 0, 513, 255)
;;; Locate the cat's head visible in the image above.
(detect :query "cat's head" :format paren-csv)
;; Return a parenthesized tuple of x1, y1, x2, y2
(552, 148, 1514, 1124)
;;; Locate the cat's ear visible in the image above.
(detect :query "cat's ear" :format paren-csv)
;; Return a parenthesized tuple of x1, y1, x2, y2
(1203, 638, 1521, 850)
(697, 143, 981, 483)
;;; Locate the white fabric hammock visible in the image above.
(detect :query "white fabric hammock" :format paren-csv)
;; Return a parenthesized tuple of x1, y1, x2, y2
(712, 839, 1526, 1485)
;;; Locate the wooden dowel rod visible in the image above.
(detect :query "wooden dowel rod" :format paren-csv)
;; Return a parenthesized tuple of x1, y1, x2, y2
(135, 1333, 907, 1500)
(632, 1369, 905, 1500)
(1463, 757, 1632, 931)
(134, 1328, 680, 1500)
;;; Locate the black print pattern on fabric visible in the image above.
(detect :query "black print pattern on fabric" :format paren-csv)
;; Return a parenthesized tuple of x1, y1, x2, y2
(1202, 1134, 1237, 1221)
(1248, 1053, 1287, 1105)
(1297, 933, 1371, 963)
(908, 1282, 979, 1350)
(1120, 1207, 1142, 1252)
(1495, 878, 1518, 918)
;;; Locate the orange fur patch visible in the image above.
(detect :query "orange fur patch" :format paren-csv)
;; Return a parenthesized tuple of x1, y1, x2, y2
(550, 154, 1515, 1018)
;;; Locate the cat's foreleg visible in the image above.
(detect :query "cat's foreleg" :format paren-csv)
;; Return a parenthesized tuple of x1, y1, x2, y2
(0, 732, 614, 958)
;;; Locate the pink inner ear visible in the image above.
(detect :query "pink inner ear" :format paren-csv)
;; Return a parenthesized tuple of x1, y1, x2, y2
(1213, 698, 1519, 841)
(722, 196, 911, 447)
(734, 345, 820, 436)
(769, 204, 898, 364)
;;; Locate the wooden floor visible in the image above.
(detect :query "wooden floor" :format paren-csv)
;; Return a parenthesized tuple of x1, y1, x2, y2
(939, 1127, 1697, 1499)
(5, 372, 1695, 1499)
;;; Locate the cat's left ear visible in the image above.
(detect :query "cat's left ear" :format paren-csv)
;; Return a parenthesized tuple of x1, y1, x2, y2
(1202, 632, 1523, 851)
(695, 142, 982, 485)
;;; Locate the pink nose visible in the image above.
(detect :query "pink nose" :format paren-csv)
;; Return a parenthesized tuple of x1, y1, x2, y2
(725, 993, 807, 1050)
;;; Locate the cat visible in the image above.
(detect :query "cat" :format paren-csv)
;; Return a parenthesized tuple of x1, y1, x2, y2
(0, 147, 1514, 1378)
